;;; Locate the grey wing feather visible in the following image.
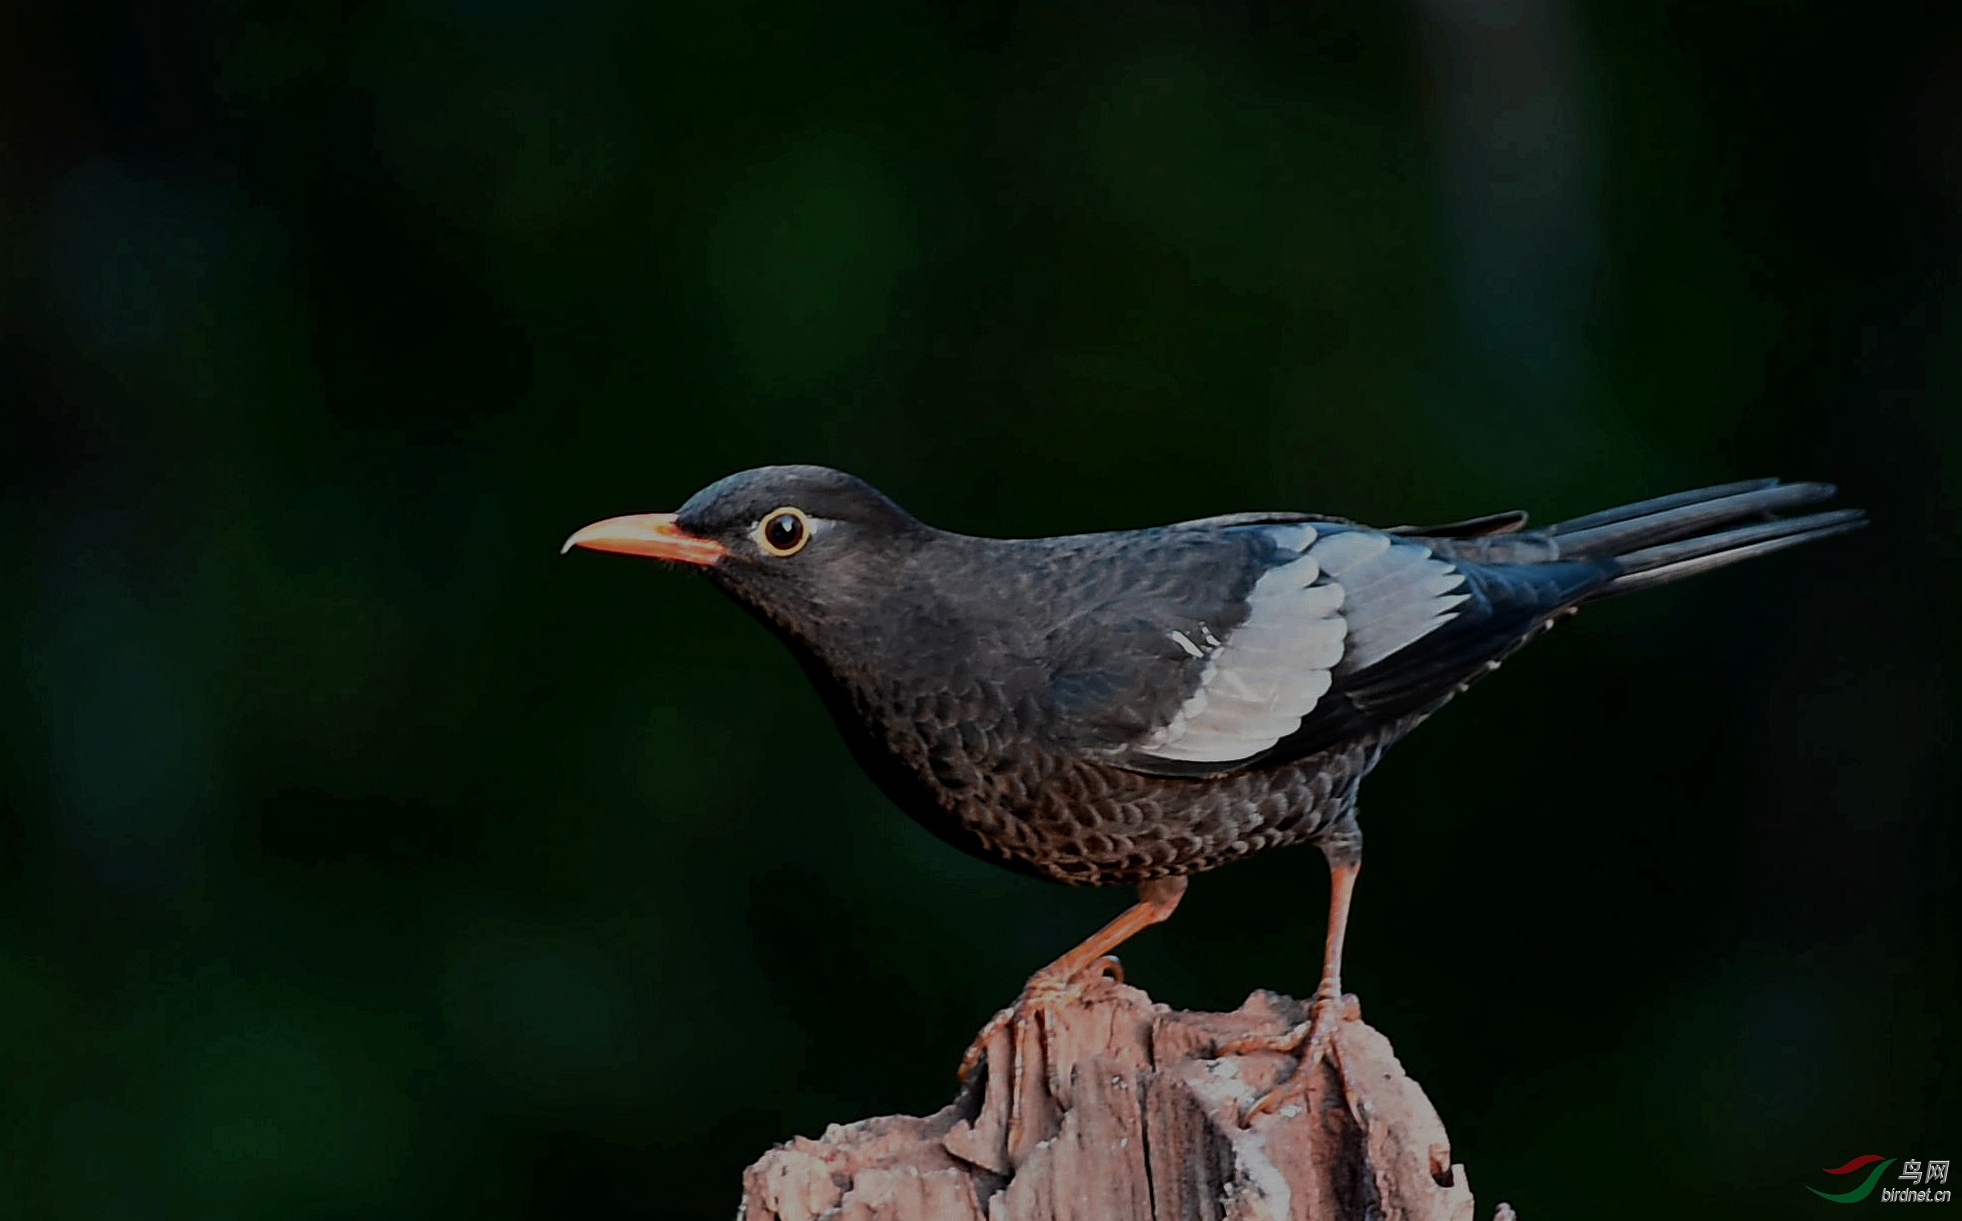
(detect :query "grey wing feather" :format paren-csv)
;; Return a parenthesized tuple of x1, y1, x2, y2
(1063, 477, 1859, 776)
(1123, 525, 1472, 766)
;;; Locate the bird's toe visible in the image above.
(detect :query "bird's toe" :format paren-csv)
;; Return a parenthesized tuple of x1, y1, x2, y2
(956, 956, 1123, 1084)
(1225, 991, 1365, 1128)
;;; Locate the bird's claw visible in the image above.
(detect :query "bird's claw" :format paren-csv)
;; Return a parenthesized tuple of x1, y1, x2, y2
(957, 955, 1124, 1088)
(1220, 990, 1365, 1128)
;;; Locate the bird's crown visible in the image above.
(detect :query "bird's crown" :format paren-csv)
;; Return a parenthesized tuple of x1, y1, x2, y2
(675, 465, 918, 539)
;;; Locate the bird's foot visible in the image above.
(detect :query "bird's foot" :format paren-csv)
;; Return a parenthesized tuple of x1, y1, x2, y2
(957, 954, 1123, 1097)
(1219, 988, 1365, 1128)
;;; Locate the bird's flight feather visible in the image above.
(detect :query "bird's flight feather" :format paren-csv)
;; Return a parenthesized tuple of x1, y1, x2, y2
(1123, 524, 1502, 766)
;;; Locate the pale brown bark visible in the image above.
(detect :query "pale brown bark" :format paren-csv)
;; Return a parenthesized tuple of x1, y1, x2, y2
(738, 978, 1516, 1221)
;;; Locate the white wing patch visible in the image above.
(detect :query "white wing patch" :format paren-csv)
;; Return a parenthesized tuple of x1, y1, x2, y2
(1134, 525, 1470, 764)
(1327, 536, 1471, 672)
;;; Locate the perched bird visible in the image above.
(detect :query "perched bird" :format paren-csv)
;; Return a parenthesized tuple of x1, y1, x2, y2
(564, 467, 1861, 1120)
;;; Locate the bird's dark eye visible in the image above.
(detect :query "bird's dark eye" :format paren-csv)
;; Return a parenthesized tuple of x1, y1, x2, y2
(757, 507, 810, 557)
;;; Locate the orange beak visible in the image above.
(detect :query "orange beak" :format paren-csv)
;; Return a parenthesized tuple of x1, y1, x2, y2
(560, 513, 729, 567)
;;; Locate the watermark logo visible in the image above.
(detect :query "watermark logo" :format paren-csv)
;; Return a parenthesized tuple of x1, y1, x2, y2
(1809, 1156, 1951, 1204)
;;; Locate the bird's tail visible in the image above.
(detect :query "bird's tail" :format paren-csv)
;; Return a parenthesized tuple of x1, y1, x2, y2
(1546, 479, 1865, 598)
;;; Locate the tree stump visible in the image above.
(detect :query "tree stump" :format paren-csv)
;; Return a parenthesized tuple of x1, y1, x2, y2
(738, 976, 1515, 1221)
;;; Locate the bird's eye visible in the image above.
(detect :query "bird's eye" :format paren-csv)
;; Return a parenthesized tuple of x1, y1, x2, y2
(757, 507, 810, 557)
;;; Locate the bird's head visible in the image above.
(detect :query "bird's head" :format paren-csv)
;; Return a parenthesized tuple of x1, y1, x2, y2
(562, 464, 931, 639)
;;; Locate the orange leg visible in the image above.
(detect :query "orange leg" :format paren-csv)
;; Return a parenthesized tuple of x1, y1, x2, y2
(1221, 859, 1365, 1125)
(1319, 858, 1358, 1001)
(958, 875, 1188, 1087)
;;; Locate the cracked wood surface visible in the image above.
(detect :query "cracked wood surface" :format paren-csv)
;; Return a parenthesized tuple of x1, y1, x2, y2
(738, 978, 1515, 1221)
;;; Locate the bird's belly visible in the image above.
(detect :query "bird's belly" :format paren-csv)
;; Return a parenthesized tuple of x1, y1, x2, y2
(831, 678, 1396, 887)
(910, 732, 1379, 887)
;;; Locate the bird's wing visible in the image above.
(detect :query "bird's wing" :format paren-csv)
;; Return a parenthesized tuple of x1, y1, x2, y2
(1385, 508, 1529, 538)
(1083, 522, 1612, 775)
(1166, 509, 1357, 530)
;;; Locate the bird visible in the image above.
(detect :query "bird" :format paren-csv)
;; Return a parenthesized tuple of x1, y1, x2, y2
(563, 466, 1861, 1122)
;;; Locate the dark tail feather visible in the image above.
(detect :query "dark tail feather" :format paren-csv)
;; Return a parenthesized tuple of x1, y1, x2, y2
(1597, 510, 1866, 595)
(1544, 479, 1865, 598)
(1547, 478, 1782, 539)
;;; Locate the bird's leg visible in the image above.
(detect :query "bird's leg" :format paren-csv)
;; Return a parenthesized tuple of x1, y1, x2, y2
(958, 875, 1187, 1098)
(1221, 834, 1367, 1126)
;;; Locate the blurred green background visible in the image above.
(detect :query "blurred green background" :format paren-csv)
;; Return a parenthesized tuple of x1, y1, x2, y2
(1, 1, 1956, 1217)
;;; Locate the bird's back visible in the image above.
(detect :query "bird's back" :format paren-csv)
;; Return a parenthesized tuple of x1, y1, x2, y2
(783, 480, 1859, 885)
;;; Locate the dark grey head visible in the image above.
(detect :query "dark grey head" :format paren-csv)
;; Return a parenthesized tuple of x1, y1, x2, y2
(562, 464, 933, 640)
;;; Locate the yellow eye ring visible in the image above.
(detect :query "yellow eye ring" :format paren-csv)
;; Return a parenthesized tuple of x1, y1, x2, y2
(755, 507, 811, 557)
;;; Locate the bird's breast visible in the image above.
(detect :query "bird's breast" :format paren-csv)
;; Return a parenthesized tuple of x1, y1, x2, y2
(826, 666, 1381, 886)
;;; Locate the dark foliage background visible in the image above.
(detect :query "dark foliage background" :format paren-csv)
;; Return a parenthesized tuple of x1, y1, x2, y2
(2, 1, 1956, 1217)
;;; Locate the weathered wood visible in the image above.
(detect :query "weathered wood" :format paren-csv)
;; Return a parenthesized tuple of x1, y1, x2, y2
(738, 977, 1516, 1221)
